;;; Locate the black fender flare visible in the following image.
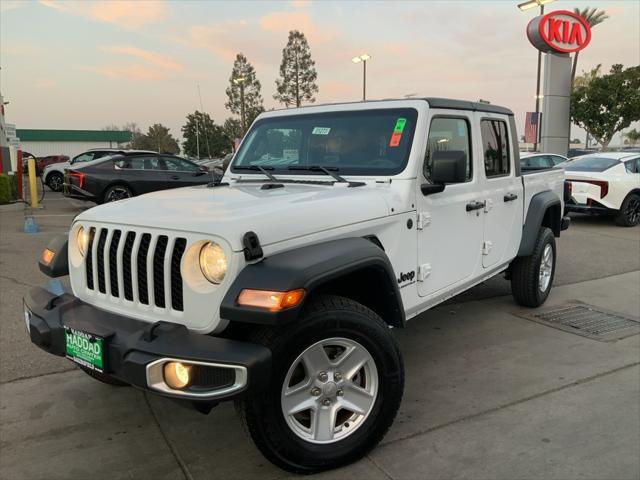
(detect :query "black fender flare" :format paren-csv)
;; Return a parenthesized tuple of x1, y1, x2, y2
(220, 237, 406, 327)
(517, 190, 561, 257)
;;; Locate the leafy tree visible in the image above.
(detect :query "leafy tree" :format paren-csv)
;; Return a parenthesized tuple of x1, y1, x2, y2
(181, 111, 230, 158)
(274, 30, 319, 108)
(145, 124, 179, 154)
(225, 53, 263, 135)
(625, 128, 640, 146)
(571, 8, 608, 89)
(571, 64, 640, 150)
(103, 122, 145, 148)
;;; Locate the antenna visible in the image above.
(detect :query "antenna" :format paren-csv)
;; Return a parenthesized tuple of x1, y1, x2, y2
(197, 84, 212, 159)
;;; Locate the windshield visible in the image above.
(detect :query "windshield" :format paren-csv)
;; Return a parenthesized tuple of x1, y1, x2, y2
(231, 108, 418, 176)
(565, 156, 619, 172)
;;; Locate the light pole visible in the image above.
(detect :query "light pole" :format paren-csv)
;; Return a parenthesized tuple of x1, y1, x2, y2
(233, 76, 246, 134)
(518, 0, 556, 151)
(352, 54, 371, 101)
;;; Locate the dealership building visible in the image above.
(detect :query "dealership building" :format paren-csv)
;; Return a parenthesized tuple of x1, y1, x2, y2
(15, 129, 131, 158)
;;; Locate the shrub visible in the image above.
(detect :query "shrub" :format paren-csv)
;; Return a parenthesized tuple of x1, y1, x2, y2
(0, 174, 12, 204)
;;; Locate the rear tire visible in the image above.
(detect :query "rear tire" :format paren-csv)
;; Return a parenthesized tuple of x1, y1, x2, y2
(46, 172, 64, 192)
(79, 366, 128, 386)
(510, 227, 556, 307)
(615, 193, 640, 227)
(235, 295, 404, 473)
(102, 185, 133, 203)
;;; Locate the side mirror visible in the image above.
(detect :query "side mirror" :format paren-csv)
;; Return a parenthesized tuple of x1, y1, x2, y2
(421, 150, 468, 196)
(431, 150, 468, 184)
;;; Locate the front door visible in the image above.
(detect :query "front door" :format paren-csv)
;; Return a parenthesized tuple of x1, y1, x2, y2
(162, 157, 208, 188)
(477, 116, 523, 268)
(416, 113, 484, 298)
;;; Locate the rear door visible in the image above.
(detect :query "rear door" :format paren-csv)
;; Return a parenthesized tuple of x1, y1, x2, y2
(416, 112, 484, 297)
(114, 155, 168, 194)
(478, 116, 523, 269)
(162, 156, 208, 187)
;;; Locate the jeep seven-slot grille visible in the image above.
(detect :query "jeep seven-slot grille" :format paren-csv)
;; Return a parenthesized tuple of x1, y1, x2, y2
(84, 227, 187, 312)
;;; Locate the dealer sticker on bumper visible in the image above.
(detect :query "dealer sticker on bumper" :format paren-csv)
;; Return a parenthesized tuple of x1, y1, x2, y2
(64, 327, 104, 373)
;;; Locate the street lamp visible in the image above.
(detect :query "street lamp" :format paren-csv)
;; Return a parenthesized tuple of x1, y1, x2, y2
(352, 54, 371, 101)
(518, 0, 556, 151)
(233, 76, 247, 134)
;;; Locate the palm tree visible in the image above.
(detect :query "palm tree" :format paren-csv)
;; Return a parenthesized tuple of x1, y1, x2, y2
(571, 8, 609, 89)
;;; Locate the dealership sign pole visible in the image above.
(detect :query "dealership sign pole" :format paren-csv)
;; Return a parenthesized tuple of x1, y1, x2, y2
(526, 10, 591, 156)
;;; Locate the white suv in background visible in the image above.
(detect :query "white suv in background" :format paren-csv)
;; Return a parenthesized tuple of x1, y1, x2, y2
(42, 148, 156, 192)
(565, 152, 640, 226)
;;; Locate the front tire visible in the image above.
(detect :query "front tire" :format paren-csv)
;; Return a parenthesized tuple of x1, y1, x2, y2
(46, 172, 64, 192)
(236, 295, 404, 473)
(615, 193, 640, 227)
(510, 227, 556, 307)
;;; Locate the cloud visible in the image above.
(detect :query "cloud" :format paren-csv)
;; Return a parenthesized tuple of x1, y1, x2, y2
(34, 79, 55, 89)
(259, 11, 335, 43)
(79, 46, 185, 81)
(290, 0, 311, 8)
(39, 0, 168, 28)
(1, 0, 23, 12)
(78, 64, 167, 81)
(184, 21, 250, 61)
(100, 46, 184, 71)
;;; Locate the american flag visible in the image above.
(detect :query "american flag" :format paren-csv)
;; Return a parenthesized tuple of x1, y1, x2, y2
(524, 112, 539, 144)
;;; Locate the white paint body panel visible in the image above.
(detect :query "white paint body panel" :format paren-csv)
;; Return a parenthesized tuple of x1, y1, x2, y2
(67, 100, 564, 334)
(565, 160, 640, 210)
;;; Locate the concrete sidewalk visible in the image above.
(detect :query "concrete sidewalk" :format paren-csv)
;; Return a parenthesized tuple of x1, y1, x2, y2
(1, 271, 638, 480)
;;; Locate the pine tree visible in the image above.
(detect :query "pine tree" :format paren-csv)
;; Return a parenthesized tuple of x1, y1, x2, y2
(274, 30, 319, 108)
(225, 53, 263, 134)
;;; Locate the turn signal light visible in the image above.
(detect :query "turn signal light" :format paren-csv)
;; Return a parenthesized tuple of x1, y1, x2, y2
(163, 361, 192, 389)
(237, 288, 305, 312)
(41, 248, 55, 266)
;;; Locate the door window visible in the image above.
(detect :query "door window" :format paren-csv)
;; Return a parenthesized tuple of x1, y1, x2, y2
(72, 152, 94, 164)
(521, 155, 550, 170)
(624, 158, 639, 173)
(115, 156, 164, 170)
(424, 117, 472, 182)
(481, 120, 510, 177)
(163, 157, 199, 172)
(548, 155, 566, 166)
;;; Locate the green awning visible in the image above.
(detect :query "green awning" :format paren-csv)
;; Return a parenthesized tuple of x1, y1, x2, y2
(16, 129, 131, 143)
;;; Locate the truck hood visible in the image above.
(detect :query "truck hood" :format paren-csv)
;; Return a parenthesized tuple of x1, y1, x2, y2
(76, 182, 392, 251)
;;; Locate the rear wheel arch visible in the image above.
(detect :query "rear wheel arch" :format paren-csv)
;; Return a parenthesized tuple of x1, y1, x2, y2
(518, 190, 561, 257)
(100, 182, 135, 202)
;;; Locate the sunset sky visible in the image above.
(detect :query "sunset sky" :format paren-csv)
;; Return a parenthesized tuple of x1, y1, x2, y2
(1, 0, 638, 145)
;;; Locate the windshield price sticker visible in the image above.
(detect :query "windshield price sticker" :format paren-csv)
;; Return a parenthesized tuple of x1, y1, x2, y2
(312, 127, 331, 135)
(393, 118, 407, 133)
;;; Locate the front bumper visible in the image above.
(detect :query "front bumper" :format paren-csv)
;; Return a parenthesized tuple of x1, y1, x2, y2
(24, 285, 271, 402)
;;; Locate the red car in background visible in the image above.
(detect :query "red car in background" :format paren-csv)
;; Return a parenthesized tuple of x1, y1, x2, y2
(36, 155, 69, 174)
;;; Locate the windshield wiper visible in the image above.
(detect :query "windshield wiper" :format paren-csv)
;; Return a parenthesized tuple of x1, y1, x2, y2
(287, 165, 365, 187)
(234, 165, 279, 182)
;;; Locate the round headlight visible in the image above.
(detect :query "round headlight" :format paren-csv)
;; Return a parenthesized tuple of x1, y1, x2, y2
(199, 242, 227, 284)
(76, 226, 89, 257)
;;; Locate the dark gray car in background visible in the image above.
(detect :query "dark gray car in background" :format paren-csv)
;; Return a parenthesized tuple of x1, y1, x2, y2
(64, 153, 219, 203)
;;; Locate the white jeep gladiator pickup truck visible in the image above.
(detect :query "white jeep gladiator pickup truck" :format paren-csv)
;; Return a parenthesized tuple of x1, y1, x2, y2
(25, 98, 569, 473)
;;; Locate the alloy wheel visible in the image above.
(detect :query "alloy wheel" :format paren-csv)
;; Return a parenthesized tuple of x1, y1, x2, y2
(281, 337, 378, 444)
(538, 243, 553, 292)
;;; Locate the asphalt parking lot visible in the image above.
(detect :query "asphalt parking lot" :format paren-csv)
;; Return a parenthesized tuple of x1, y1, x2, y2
(1, 190, 639, 480)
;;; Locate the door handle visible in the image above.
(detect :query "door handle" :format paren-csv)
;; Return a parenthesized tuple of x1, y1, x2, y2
(466, 201, 486, 212)
(170, 175, 180, 180)
(503, 193, 518, 202)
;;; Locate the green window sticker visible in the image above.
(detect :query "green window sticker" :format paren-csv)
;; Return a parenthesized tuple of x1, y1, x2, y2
(393, 118, 407, 134)
(312, 127, 331, 135)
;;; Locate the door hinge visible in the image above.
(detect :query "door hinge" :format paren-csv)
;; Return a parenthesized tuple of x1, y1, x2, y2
(417, 212, 431, 230)
(482, 241, 493, 255)
(484, 199, 494, 213)
(417, 263, 431, 281)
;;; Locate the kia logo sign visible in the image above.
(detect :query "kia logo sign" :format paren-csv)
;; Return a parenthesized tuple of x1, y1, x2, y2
(527, 10, 592, 53)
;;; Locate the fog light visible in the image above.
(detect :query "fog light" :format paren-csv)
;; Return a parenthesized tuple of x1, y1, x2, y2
(163, 361, 192, 389)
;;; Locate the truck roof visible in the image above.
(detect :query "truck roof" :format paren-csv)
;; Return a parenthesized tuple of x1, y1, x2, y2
(264, 97, 514, 117)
